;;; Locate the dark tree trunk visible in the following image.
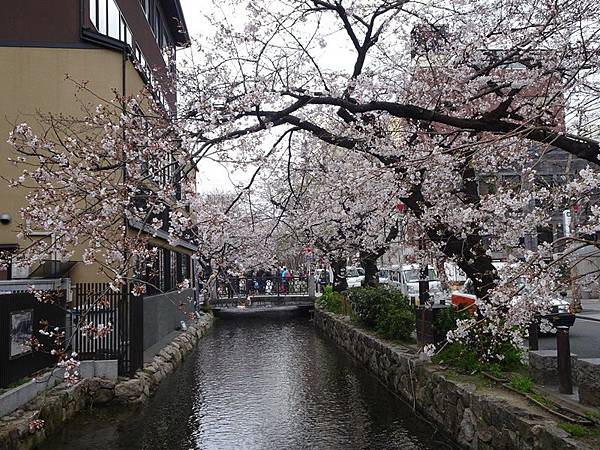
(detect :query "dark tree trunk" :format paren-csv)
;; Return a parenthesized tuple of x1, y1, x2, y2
(359, 250, 379, 287)
(359, 223, 399, 287)
(331, 258, 348, 292)
(401, 186, 498, 301)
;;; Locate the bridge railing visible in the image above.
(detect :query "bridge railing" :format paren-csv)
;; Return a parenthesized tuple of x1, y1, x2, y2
(215, 275, 308, 304)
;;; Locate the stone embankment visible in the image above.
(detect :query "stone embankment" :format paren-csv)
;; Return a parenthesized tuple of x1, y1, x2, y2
(313, 308, 591, 450)
(0, 314, 213, 450)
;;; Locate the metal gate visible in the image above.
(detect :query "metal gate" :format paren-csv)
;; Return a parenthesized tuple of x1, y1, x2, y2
(70, 283, 143, 376)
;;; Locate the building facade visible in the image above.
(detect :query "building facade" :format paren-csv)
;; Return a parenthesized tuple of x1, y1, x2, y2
(0, 0, 196, 291)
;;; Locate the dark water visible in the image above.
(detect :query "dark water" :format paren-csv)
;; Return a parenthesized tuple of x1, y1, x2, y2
(44, 311, 455, 450)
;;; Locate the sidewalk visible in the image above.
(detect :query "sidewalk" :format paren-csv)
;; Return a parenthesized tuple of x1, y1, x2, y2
(578, 298, 600, 322)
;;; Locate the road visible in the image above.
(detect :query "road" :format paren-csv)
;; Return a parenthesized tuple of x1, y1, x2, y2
(539, 317, 600, 359)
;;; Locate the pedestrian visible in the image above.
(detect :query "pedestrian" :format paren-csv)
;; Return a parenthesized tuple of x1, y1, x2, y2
(227, 269, 236, 299)
(281, 266, 289, 294)
(245, 269, 254, 294)
(265, 267, 273, 294)
(257, 268, 266, 294)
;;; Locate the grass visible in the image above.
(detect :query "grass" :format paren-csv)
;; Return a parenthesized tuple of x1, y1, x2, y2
(485, 364, 505, 380)
(509, 374, 534, 393)
(529, 391, 554, 408)
(558, 422, 593, 437)
(585, 407, 600, 422)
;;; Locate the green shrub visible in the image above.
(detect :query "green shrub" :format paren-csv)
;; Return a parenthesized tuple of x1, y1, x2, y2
(433, 339, 524, 374)
(377, 305, 416, 340)
(318, 285, 343, 314)
(433, 306, 471, 341)
(433, 342, 483, 372)
(348, 286, 415, 341)
(348, 286, 386, 327)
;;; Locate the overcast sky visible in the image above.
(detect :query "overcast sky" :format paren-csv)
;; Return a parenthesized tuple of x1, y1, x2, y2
(178, 1, 357, 192)
(179, 1, 238, 193)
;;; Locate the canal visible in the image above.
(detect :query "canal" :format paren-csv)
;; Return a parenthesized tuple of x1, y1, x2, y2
(45, 311, 455, 449)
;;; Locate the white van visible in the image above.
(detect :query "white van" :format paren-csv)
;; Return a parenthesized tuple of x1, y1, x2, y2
(400, 264, 445, 304)
(378, 265, 403, 289)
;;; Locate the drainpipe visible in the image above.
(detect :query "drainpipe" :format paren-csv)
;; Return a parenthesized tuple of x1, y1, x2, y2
(122, 45, 129, 300)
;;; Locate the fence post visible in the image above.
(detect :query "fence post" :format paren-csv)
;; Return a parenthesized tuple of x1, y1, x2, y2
(129, 291, 144, 375)
(416, 307, 434, 347)
(308, 275, 316, 298)
(556, 326, 573, 395)
(528, 321, 539, 351)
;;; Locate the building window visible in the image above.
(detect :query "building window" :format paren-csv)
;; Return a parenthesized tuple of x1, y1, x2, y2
(182, 254, 190, 281)
(537, 226, 554, 245)
(141, 0, 151, 18)
(170, 250, 177, 289)
(176, 253, 190, 283)
(138, 0, 173, 52)
(158, 247, 167, 292)
(90, 0, 98, 30)
(107, 0, 120, 40)
(97, 0, 107, 34)
(89, 0, 133, 46)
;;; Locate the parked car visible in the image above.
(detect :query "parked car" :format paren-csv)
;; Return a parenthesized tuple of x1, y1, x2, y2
(377, 264, 446, 304)
(346, 266, 364, 288)
(378, 268, 391, 285)
(400, 264, 446, 304)
(544, 297, 576, 329)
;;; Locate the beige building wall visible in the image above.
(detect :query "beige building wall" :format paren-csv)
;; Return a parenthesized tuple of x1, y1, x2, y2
(0, 46, 149, 282)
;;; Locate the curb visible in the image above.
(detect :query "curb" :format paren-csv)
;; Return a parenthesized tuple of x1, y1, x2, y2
(577, 315, 600, 323)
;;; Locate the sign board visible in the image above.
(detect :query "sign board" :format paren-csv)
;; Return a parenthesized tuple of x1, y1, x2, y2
(9, 309, 33, 359)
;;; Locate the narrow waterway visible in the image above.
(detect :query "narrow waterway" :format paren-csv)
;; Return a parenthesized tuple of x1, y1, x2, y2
(44, 311, 455, 450)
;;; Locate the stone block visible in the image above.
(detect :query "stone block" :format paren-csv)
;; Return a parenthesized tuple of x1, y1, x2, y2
(577, 358, 600, 406)
(114, 379, 144, 402)
(528, 350, 578, 386)
(0, 377, 53, 418)
(93, 360, 118, 380)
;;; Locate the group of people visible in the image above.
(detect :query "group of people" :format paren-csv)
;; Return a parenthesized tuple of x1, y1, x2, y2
(223, 266, 295, 298)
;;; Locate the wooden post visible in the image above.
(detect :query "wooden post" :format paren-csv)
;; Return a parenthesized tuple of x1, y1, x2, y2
(556, 326, 573, 395)
(129, 291, 144, 376)
(528, 321, 539, 351)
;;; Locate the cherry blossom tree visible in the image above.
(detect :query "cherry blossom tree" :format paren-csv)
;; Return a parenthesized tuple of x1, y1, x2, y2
(254, 136, 404, 289)
(175, 0, 600, 357)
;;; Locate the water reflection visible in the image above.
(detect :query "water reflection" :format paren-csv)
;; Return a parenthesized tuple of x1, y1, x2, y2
(44, 312, 454, 450)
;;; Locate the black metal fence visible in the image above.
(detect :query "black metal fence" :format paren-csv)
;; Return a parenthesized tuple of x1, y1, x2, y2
(70, 283, 143, 376)
(0, 292, 66, 388)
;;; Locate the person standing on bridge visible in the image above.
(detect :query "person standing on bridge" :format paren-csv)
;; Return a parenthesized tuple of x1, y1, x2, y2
(256, 268, 266, 294)
(265, 268, 274, 294)
(281, 266, 290, 294)
(226, 269, 236, 299)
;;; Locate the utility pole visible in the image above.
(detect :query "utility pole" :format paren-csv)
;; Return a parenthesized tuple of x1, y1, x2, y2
(567, 206, 582, 312)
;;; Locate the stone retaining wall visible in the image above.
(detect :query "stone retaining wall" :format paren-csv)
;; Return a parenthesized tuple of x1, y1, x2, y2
(0, 314, 213, 450)
(313, 308, 590, 450)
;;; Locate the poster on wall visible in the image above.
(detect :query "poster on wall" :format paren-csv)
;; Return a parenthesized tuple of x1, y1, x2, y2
(10, 309, 33, 358)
